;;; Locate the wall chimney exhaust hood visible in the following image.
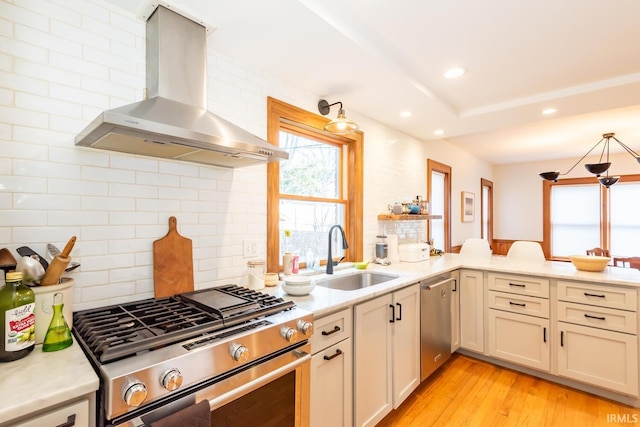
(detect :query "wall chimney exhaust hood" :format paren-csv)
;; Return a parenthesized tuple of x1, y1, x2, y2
(75, 5, 288, 168)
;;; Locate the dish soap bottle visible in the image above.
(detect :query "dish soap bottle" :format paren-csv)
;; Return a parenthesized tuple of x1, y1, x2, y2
(42, 292, 73, 352)
(0, 271, 36, 362)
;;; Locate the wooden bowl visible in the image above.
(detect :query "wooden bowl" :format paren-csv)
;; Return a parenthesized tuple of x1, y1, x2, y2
(569, 255, 610, 272)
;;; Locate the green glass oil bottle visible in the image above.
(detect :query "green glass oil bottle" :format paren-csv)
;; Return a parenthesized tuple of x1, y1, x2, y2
(0, 271, 36, 362)
(42, 292, 73, 352)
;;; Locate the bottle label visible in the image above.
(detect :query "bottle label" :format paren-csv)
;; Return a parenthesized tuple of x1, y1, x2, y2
(4, 303, 35, 351)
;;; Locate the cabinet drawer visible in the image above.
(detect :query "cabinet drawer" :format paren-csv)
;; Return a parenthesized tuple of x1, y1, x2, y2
(558, 301, 637, 334)
(557, 281, 637, 311)
(311, 308, 352, 354)
(13, 398, 89, 427)
(488, 273, 549, 298)
(488, 291, 549, 318)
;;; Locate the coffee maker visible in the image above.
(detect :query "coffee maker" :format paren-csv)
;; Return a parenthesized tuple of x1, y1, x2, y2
(375, 235, 390, 265)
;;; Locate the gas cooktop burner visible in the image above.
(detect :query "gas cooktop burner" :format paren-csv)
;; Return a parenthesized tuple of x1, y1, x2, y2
(73, 285, 294, 363)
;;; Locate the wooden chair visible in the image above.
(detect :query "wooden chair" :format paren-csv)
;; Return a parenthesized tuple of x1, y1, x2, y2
(613, 257, 640, 269)
(586, 247, 610, 257)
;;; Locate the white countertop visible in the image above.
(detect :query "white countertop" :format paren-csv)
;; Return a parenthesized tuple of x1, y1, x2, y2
(0, 342, 99, 425)
(270, 254, 640, 317)
(1, 254, 638, 424)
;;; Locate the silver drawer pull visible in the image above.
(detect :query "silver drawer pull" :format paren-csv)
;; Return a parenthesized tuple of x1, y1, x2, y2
(584, 314, 606, 321)
(509, 301, 526, 307)
(584, 292, 605, 298)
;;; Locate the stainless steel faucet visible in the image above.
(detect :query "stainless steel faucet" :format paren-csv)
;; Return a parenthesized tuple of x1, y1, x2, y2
(326, 224, 349, 274)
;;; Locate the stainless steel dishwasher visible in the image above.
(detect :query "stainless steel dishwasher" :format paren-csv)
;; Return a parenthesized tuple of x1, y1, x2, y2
(420, 273, 454, 381)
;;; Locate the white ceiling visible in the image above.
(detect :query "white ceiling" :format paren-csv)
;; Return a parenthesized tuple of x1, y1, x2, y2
(105, 0, 640, 165)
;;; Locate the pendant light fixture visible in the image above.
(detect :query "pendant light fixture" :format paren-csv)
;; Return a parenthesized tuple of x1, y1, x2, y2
(317, 99, 359, 134)
(539, 132, 640, 187)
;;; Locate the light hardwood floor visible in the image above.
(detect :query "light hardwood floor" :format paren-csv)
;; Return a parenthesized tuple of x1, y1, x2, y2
(377, 354, 639, 426)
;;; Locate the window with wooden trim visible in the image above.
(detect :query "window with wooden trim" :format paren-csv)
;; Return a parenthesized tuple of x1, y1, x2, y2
(427, 159, 452, 252)
(543, 174, 640, 259)
(266, 97, 364, 273)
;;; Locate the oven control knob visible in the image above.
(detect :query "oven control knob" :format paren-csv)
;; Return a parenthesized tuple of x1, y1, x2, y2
(161, 368, 184, 391)
(297, 320, 313, 336)
(230, 343, 250, 363)
(281, 326, 298, 343)
(123, 382, 147, 407)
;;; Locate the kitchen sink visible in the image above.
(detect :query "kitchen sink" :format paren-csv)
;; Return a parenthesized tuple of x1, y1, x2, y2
(315, 271, 400, 291)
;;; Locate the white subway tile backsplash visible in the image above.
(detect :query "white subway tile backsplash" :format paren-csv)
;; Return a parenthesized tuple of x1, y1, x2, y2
(0, 0, 330, 307)
(0, 2, 49, 31)
(14, 192, 81, 210)
(14, 58, 80, 88)
(136, 198, 180, 212)
(109, 182, 157, 198)
(16, 92, 82, 117)
(111, 154, 158, 173)
(82, 196, 133, 211)
(50, 178, 107, 196)
(81, 252, 135, 271)
(12, 226, 80, 244)
(159, 160, 200, 177)
(136, 171, 179, 187)
(109, 265, 150, 283)
(50, 146, 110, 168)
(158, 186, 199, 200)
(0, 141, 48, 160)
(51, 19, 108, 51)
(50, 80, 109, 106)
(16, 23, 82, 57)
(109, 211, 158, 225)
(83, 165, 135, 183)
(0, 209, 47, 225)
(0, 175, 47, 193)
(0, 105, 48, 128)
(49, 209, 108, 226)
(14, 158, 82, 179)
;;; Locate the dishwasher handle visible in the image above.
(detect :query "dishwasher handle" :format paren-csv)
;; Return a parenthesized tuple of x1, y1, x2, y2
(421, 277, 455, 290)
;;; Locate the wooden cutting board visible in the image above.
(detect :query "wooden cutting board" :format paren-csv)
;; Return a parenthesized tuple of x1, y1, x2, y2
(153, 216, 194, 298)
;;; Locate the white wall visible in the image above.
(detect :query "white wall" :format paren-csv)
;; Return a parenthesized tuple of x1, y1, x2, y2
(493, 152, 640, 241)
(1, 0, 492, 310)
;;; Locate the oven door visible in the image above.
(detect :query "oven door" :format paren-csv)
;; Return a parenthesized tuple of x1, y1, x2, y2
(112, 343, 310, 427)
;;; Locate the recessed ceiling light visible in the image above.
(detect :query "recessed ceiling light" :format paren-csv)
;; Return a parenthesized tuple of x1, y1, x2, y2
(444, 67, 467, 79)
(400, 111, 412, 117)
(542, 108, 557, 115)
(434, 129, 444, 136)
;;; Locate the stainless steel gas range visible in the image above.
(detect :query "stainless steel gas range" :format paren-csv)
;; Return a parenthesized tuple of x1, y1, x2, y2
(73, 285, 314, 427)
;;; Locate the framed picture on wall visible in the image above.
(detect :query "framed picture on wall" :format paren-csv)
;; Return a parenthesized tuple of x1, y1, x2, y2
(462, 191, 475, 222)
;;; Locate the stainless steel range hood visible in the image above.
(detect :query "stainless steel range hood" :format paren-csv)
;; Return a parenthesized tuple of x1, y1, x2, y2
(75, 5, 288, 167)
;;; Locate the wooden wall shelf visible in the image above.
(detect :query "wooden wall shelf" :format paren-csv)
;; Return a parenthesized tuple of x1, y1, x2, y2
(378, 214, 443, 220)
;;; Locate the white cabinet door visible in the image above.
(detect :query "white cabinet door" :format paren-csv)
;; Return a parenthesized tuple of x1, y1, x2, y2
(558, 322, 639, 395)
(451, 271, 460, 352)
(391, 284, 420, 408)
(13, 398, 90, 427)
(354, 293, 393, 427)
(460, 269, 484, 353)
(488, 309, 550, 371)
(311, 338, 353, 427)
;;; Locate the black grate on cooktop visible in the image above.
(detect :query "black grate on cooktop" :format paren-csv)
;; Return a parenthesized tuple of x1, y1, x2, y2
(73, 285, 294, 364)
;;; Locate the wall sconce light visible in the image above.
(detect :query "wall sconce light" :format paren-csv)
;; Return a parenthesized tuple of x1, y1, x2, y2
(317, 99, 359, 134)
(539, 132, 640, 187)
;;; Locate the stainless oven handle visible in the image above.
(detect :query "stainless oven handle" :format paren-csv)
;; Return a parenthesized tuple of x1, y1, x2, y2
(421, 277, 455, 290)
(204, 350, 311, 410)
